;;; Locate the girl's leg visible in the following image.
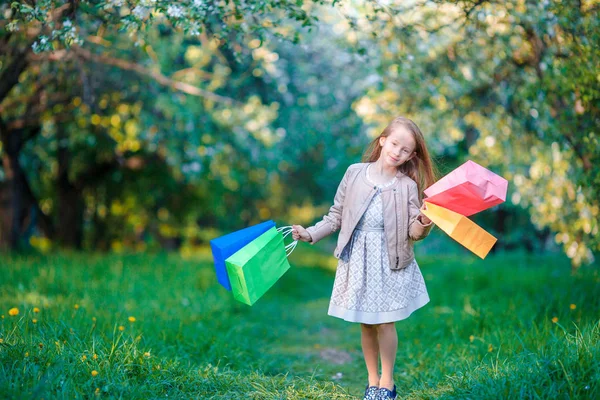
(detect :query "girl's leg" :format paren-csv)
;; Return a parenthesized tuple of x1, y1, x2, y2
(361, 323, 380, 386)
(378, 322, 398, 390)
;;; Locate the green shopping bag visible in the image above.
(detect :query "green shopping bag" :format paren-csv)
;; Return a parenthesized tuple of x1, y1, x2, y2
(225, 226, 297, 306)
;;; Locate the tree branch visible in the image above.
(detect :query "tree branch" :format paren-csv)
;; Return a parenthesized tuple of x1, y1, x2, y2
(0, 112, 8, 144)
(0, 1, 77, 104)
(463, 0, 487, 19)
(0, 49, 30, 104)
(71, 46, 240, 105)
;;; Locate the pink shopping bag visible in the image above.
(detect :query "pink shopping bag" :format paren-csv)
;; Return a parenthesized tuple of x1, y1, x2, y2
(423, 160, 508, 216)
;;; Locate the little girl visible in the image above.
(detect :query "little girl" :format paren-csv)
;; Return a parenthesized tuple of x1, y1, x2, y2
(292, 117, 436, 400)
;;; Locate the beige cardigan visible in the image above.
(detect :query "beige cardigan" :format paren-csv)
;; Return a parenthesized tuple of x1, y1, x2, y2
(306, 163, 433, 270)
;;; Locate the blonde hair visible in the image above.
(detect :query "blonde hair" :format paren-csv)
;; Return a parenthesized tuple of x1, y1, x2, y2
(362, 116, 438, 195)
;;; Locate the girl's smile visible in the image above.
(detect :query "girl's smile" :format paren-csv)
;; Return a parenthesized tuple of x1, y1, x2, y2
(377, 126, 417, 173)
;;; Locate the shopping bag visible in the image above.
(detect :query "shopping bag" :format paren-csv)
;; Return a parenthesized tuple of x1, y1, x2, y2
(225, 226, 297, 306)
(210, 220, 276, 291)
(423, 160, 508, 216)
(421, 201, 497, 259)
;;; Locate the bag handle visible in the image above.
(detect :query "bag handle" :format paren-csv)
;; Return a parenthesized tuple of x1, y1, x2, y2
(276, 226, 298, 257)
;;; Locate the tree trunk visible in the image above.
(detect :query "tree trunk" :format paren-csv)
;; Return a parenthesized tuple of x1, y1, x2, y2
(0, 122, 55, 249)
(0, 144, 32, 250)
(0, 154, 16, 249)
(56, 129, 84, 249)
(8, 150, 27, 249)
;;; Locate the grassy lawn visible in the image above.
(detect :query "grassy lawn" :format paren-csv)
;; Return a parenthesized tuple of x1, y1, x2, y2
(0, 248, 598, 399)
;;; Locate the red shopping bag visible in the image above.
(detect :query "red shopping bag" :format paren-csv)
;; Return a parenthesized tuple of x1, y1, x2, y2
(424, 160, 508, 216)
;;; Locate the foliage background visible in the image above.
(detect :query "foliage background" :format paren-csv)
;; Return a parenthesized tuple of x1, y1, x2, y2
(1, 2, 599, 260)
(1, 2, 600, 398)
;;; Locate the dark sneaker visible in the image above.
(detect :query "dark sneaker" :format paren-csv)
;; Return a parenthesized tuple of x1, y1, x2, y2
(378, 384, 397, 399)
(363, 385, 379, 400)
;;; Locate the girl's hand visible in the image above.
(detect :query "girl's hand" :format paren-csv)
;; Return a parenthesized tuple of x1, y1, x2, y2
(291, 225, 312, 242)
(418, 213, 432, 225)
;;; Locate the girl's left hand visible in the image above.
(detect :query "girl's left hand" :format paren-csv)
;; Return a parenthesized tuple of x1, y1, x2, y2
(418, 213, 431, 225)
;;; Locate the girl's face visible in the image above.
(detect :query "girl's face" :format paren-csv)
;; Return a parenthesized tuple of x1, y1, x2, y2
(378, 126, 417, 168)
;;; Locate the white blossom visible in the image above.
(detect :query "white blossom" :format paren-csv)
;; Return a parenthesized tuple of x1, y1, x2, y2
(6, 21, 19, 32)
(189, 21, 201, 36)
(122, 19, 140, 32)
(32, 35, 50, 53)
(63, 25, 82, 46)
(132, 5, 150, 19)
(167, 5, 185, 18)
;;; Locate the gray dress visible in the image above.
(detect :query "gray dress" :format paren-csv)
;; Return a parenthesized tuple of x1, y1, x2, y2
(328, 174, 430, 325)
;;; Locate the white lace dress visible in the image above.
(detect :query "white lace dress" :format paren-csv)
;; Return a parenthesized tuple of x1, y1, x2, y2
(327, 167, 430, 324)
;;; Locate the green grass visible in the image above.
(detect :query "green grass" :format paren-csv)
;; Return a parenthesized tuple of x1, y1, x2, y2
(0, 248, 599, 399)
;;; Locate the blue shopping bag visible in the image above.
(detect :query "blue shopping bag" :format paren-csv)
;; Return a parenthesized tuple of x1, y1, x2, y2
(225, 226, 298, 306)
(210, 220, 276, 290)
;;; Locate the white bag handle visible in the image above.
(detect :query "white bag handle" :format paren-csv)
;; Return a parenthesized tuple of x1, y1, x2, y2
(276, 226, 298, 257)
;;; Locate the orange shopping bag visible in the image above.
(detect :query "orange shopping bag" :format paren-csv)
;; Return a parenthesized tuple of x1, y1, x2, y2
(421, 201, 497, 259)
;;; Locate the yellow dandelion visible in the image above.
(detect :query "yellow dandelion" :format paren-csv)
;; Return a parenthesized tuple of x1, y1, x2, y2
(0, 338, 4, 343)
(33, 307, 40, 313)
(93, 353, 98, 360)
(488, 344, 493, 352)
(552, 317, 559, 323)
(74, 304, 80, 309)
(91, 370, 99, 377)
(118, 325, 125, 331)
(469, 335, 475, 343)
(25, 352, 29, 357)
(92, 317, 97, 322)
(144, 352, 151, 357)
(1, 315, 4, 319)
(8, 308, 19, 316)
(128, 316, 136, 322)
(82, 355, 87, 361)
(570, 304, 576, 310)
(32, 319, 38, 324)
(95, 388, 100, 395)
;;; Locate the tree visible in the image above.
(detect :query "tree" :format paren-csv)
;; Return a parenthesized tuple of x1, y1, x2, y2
(0, 0, 328, 250)
(334, 0, 599, 267)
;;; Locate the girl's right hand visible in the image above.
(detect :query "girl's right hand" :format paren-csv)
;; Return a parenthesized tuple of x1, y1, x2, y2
(291, 225, 312, 242)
